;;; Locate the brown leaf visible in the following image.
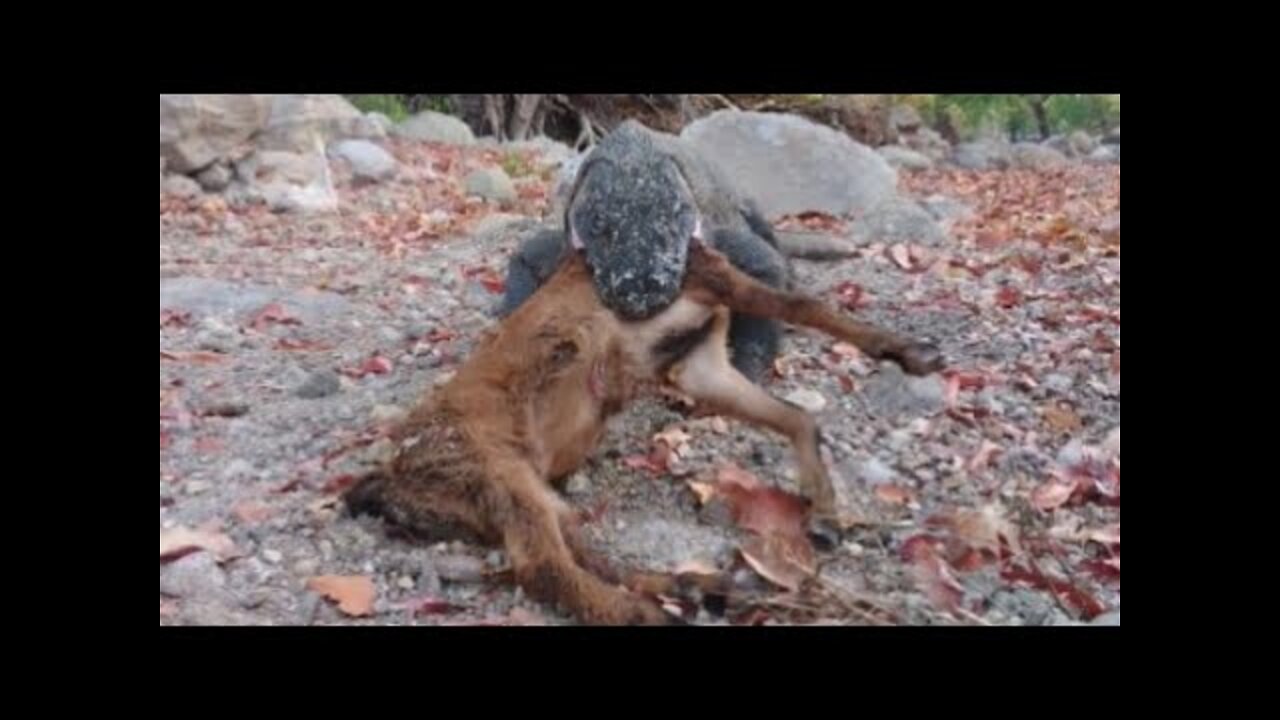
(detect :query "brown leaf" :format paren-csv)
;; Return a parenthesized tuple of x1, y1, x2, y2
(160, 310, 191, 328)
(1086, 524, 1120, 547)
(160, 350, 227, 365)
(687, 481, 717, 505)
(874, 485, 916, 506)
(889, 243, 913, 270)
(901, 536, 966, 615)
(342, 355, 394, 379)
(275, 337, 333, 352)
(995, 286, 1022, 309)
(967, 440, 1003, 473)
(1031, 480, 1077, 511)
(622, 448, 670, 476)
(1001, 564, 1105, 620)
(160, 527, 238, 563)
(250, 302, 302, 332)
(740, 534, 816, 592)
(1043, 404, 1082, 433)
(832, 282, 868, 311)
(194, 437, 224, 455)
(232, 501, 275, 525)
(947, 504, 1022, 556)
(307, 576, 377, 617)
(653, 426, 692, 458)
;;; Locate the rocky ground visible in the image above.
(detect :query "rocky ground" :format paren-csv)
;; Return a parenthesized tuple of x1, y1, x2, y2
(160, 136, 1120, 627)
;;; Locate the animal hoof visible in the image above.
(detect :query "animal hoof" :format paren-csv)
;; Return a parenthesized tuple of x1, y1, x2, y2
(807, 516, 843, 552)
(892, 342, 945, 376)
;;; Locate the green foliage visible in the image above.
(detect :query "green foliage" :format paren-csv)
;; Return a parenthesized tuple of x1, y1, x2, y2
(500, 152, 535, 179)
(345, 94, 411, 122)
(928, 95, 1119, 140)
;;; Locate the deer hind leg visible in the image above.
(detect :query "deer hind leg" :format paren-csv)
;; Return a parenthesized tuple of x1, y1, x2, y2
(665, 309, 838, 535)
(489, 464, 675, 625)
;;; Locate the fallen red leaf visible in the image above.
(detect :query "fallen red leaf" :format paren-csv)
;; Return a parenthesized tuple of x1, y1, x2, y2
(1031, 480, 1076, 511)
(403, 595, 462, 617)
(901, 536, 966, 615)
(194, 437, 224, 455)
(160, 431, 173, 450)
(232, 501, 275, 525)
(995, 286, 1022, 309)
(322, 474, 360, 494)
(833, 281, 867, 311)
(160, 350, 227, 365)
(160, 527, 238, 563)
(1080, 558, 1121, 584)
(160, 310, 191, 328)
(622, 449, 670, 476)
(462, 266, 506, 295)
(342, 355, 394, 379)
(1086, 524, 1120, 547)
(250, 302, 302, 331)
(888, 244, 914, 270)
(967, 440, 1003, 472)
(307, 576, 377, 618)
(275, 337, 333, 352)
(1001, 564, 1105, 620)
(874, 485, 915, 506)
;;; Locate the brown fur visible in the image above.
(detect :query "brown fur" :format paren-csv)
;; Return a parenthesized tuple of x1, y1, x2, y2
(345, 244, 941, 625)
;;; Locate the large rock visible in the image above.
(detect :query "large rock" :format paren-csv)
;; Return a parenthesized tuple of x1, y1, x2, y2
(504, 136, 576, 170)
(160, 94, 271, 174)
(236, 146, 338, 214)
(1011, 143, 1069, 170)
(681, 110, 898, 219)
(1087, 146, 1120, 165)
(1068, 130, 1098, 157)
(161, 174, 203, 198)
(329, 139, 398, 182)
(888, 104, 924, 135)
(256, 95, 383, 153)
(951, 140, 1012, 170)
(877, 145, 934, 171)
(848, 197, 948, 248)
(395, 111, 476, 145)
(903, 127, 952, 163)
(919, 194, 976, 225)
(465, 167, 517, 202)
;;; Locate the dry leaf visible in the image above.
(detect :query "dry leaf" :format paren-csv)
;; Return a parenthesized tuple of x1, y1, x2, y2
(889, 243, 913, 270)
(902, 536, 966, 615)
(687, 481, 717, 505)
(874, 485, 915, 506)
(232, 501, 274, 525)
(949, 504, 1022, 555)
(967, 440, 1003, 472)
(1031, 481, 1077, 511)
(307, 576, 376, 617)
(1086, 524, 1120, 547)
(1043, 404, 1082, 433)
(160, 527, 238, 563)
(740, 535, 816, 592)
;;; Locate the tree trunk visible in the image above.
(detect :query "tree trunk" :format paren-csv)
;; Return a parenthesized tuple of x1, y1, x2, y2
(1025, 95, 1052, 140)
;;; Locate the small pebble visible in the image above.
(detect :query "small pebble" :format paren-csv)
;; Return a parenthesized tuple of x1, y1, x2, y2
(262, 550, 284, 565)
(397, 576, 416, 591)
(184, 480, 210, 496)
(785, 388, 828, 413)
